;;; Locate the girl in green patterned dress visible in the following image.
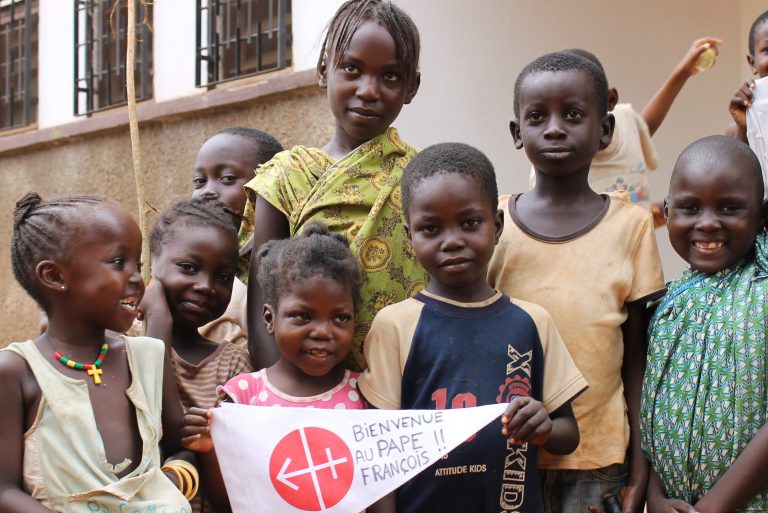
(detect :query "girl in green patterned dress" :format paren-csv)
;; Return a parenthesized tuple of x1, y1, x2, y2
(641, 135, 768, 513)
(240, 0, 428, 372)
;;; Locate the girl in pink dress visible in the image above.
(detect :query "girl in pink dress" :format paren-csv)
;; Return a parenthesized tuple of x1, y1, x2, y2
(181, 222, 366, 510)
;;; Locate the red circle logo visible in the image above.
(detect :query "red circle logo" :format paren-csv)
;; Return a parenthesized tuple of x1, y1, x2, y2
(269, 427, 355, 511)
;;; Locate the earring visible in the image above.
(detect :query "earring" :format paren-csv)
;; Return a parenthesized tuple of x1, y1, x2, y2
(60, 285, 67, 291)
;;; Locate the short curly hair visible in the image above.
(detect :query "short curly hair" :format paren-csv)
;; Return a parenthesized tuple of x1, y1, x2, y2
(513, 51, 609, 119)
(256, 221, 362, 312)
(401, 142, 498, 220)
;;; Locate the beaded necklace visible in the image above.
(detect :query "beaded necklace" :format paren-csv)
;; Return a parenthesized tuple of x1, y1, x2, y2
(54, 343, 109, 384)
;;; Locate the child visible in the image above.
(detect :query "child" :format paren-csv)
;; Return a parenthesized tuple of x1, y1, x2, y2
(488, 52, 666, 513)
(193, 126, 284, 222)
(727, 9, 768, 143)
(0, 193, 193, 512)
(181, 222, 367, 509)
(143, 197, 253, 512)
(553, 39, 722, 227)
(240, 0, 429, 372)
(142, 197, 253, 412)
(641, 136, 768, 513)
(359, 142, 588, 513)
(194, 126, 283, 348)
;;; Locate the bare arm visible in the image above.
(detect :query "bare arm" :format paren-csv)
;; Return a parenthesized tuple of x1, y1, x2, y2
(0, 353, 57, 513)
(727, 80, 755, 143)
(160, 345, 186, 458)
(246, 195, 289, 370)
(641, 37, 723, 136)
(694, 423, 768, 513)
(645, 467, 697, 513)
(182, 407, 232, 513)
(620, 302, 650, 513)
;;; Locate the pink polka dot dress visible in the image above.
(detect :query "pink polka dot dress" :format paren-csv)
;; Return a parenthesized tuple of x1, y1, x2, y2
(219, 369, 367, 409)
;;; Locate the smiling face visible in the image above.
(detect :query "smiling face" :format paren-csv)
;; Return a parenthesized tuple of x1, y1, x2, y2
(320, 20, 417, 152)
(152, 224, 238, 330)
(511, 69, 612, 177)
(60, 205, 144, 333)
(667, 157, 765, 274)
(749, 20, 768, 78)
(192, 133, 261, 218)
(406, 173, 503, 302)
(265, 275, 355, 378)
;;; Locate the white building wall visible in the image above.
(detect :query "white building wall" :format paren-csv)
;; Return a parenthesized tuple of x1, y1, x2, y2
(28, 0, 768, 278)
(392, 0, 755, 279)
(292, 0, 344, 72)
(37, 0, 75, 128)
(154, 0, 199, 102)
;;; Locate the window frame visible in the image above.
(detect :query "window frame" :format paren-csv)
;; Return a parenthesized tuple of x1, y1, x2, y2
(73, 0, 153, 117)
(195, 0, 292, 88)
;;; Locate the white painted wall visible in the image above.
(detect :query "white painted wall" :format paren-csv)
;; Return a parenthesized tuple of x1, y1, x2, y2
(292, 0, 344, 71)
(37, 0, 75, 128)
(31, 0, 767, 279)
(391, 0, 757, 280)
(154, 0, 199, 101)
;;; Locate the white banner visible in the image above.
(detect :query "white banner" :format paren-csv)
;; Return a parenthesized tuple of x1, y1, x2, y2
(210, 403, 506, 513)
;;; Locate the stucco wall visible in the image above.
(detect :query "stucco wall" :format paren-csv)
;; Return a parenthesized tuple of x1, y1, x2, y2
(0, 86, 333, 344)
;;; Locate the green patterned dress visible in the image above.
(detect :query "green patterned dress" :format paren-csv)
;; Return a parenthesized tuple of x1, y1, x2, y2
(240, 128, 428, 371)
(641, 230, 768, 510)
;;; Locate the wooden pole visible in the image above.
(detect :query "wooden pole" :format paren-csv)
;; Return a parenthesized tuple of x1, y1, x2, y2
(125, 0, 150, 282)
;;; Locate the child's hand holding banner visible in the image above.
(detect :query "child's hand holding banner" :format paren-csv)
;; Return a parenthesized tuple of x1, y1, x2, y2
(210, 403, 507, 513)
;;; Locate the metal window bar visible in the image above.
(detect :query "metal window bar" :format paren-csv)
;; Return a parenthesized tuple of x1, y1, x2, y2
(74, 0, 152, 116)
(0, 0, 38, 131)
(196, 0, 291, 88)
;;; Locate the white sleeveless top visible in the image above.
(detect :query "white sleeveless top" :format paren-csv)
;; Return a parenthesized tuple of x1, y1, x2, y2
(4, 336, 191, 513)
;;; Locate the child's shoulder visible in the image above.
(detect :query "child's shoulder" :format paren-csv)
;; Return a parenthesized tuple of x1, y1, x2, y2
(122, 334, 166, 353)
(606, 191, 654, 225)
(0, 340, 36, 378)
(372, 295, 425, 322)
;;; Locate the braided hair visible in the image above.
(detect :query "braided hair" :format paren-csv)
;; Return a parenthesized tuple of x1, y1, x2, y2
(11, 192, 108, 305)
(256, 221, 362, 312)
(317, 0, 420, 87)
(149, 197, 239, 257)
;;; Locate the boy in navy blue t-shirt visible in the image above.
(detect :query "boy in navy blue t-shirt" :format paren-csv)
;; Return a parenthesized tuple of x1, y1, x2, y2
(359, 142, 587, 513)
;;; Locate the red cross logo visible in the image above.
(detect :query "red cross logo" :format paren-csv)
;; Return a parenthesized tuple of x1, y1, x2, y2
(269, 427, 354, 511)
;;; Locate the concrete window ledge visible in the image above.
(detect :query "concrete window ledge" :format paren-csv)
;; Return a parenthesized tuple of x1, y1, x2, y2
(0, 68, 318, 157)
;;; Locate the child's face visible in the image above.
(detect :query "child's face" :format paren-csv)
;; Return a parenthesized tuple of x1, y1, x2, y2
(265, 275, 355, 378)
(406, 173, 503, 301)
(192, 133, 261, 218)
(56, 205, 144, 333)
(152, 224, 238, 330)
(319, 20, 418, 149)
(666, 159, 765, 274)
(511, 70, 612, 177)
(749, 20, 768, 78)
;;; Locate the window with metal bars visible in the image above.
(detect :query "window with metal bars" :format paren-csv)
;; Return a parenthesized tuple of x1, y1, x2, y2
(0, 0, 38, 132)
(74, 0, 152, 116)
(196, 0, 292, 87)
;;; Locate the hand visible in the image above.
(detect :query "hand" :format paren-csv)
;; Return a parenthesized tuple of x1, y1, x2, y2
(500, 396, 552, 445)
(182, 407, 215, 453)
(729, 80, 756, 130)
(137, 277, 169, 322)
(646, 497, 698, 513)
(677, 37, 724, 77)
(619, 480, 646, 513)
